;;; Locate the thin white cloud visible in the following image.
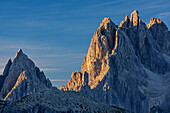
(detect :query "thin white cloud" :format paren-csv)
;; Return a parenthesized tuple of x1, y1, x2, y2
(139, 0, 169, 11)
(47, 53, 86, 58)
(40, 68, 63, 72)
(89, 1, 123, 8)
(157, 12, 170, 18)
(50, 79, 69, 82)
(47, 1, 123, 15)
(144, 4, 168, 9)
(0, 45, 51, 51)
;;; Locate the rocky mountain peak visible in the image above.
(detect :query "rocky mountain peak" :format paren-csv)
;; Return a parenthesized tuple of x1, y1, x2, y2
(0, 57, 13, 92)
(0, 49, 52, 100)
(8, 57, 12, 62)
(147, 18, 170, 54)
(147, 18, 162, 28)
(125, 15, 129, 20)
(147, 17, 168, 30)
(13, 49, 28, 62)
(119, 15, 130, 27)
(2, 57, 12, 77)
(130, 10, 139, 19)
(16, 49, 23, 56)
(99, 17, 116, 30)
(130, 10, 141, 26)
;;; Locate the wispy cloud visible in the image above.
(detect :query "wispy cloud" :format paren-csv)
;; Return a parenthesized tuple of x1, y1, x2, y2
(50, 79, 69, 82)
(47, 53, 86, 58)
(88, 1, 123, 8)
(3, 21, 48, 28)
(143, 4, 168, 9)
(157, 12, 170, 18)
(40, 68, 63, 72)
(0, 44, 51, 51)
(139, 0, 169, 11)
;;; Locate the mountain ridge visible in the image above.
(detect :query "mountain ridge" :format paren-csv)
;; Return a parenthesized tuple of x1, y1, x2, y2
(60, 10, 170, 113)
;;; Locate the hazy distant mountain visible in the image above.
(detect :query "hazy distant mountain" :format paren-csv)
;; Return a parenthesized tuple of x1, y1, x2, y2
(60, 10, 170, 113)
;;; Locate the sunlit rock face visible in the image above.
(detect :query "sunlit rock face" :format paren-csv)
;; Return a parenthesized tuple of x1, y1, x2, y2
(61, 10, 170, 113)
(0, 49, 52, 100)
(60, 71, 89, 91)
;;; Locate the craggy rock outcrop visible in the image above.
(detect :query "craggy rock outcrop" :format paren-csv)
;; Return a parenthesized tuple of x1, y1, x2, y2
(60, 10, 170, 113)
(0, 49, 52, 100)
(60, 71, 89, 91)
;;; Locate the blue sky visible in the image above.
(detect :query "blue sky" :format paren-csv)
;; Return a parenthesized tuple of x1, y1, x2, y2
(0, 0, 169, 88)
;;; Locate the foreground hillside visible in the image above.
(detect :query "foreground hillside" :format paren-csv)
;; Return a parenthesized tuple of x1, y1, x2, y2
(0, 89, 131, 113)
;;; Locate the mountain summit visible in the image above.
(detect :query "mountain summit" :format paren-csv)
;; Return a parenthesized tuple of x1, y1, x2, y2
(60, 10, 170, 113)
(0, 49, 52, 100)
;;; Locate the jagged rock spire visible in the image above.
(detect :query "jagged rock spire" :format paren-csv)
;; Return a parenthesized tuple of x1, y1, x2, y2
(0, 58, 13, 92)
(16, 49, 23, 55)
(2, 57, 12, 77)
(130, 10, 142, 27)
(13, 49, 28, 63)
(119, 15, 130, 27)
(14, 49, 24, 58)
(119, 10, 142, 28)
(147, 18, 168, 30)
(99, 17, 116, 30)
(147, 18, 170, 54)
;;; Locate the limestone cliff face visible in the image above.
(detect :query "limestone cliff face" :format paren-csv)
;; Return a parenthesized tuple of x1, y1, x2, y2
(0, 49, 52, 100)
(60, 10, 170, 113)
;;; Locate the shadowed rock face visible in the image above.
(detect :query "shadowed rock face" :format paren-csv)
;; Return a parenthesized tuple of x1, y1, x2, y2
(0, 58, 12, 92)
(60, 10, 170, 113)
(120, 11, 168, 74)
(147, 18, 170, 55)
(0, 49, 52, 100)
